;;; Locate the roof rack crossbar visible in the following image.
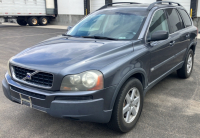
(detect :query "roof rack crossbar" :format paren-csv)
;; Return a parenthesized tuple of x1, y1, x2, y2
(147, 1, 182, 11)
(98, 2, 141, 10)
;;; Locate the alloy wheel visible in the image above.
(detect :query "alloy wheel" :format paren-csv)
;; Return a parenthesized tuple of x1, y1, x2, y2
(123, 87, 140, 123)
(187, 54, 193, 74)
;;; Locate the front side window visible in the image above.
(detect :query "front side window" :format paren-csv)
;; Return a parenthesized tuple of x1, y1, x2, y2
(178, 9, 192, 27)
(67, 9, 147, 40)
(147, 10, 169, 39)
(165, 8, 184, 33)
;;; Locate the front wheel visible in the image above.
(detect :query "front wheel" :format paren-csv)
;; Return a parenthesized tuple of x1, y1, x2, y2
(177, 49, 194, 78)
(107, 78, 143, 132)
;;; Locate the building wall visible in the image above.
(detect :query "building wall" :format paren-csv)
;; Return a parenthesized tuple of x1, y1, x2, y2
(51, 0, 85, 25)
(197, 0, 200, 17)
(166, 0, 191, 13)
(90, 0, 105, 12)
(57, 0, 84, 15)
(52, 0, 199, 28)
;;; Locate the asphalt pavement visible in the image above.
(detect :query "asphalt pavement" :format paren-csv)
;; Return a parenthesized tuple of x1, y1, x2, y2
(0, 24, 200, 138)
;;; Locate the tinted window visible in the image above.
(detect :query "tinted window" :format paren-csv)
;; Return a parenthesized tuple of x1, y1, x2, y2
(166, 8, 184, 33)
(177, 11, 185, 29)
(179, 9, 192, 27)
(148, 10, 169, 38)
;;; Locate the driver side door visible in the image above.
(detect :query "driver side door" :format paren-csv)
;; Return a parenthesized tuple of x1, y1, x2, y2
(147, 9, 175, 83)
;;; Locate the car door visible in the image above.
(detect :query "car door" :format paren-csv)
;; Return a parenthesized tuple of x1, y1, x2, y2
(147, 9, 175, 83)
(165, 8, 188, 66)
(177, 8, 193, 59)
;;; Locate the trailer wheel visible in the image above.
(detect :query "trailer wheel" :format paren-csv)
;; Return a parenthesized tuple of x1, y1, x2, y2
(17, 19, 27, 26)
(39, 17, 48, 26)
(28, 17, 38, 26)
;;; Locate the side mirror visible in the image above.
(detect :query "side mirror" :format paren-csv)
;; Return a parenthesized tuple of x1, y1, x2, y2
(149, 30, 169, 42)
(67, 26, 72, 32)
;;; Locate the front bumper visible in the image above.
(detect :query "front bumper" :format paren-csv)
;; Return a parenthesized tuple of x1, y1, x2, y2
(2, 73, 116, 123)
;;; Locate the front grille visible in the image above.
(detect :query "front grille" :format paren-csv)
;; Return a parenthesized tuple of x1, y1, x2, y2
(12, 66, 53, 88)
(10, 86, 46, 99)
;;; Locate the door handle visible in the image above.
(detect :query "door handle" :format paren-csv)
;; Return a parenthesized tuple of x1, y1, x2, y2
(169, 41, 175, 46)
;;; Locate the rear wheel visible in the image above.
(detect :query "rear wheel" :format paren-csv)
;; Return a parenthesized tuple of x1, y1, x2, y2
(17, 19, 27, 26)
(28, 17, 38, 26)
(39, 17, 48, 26)
(107, 78, 143, 132)
(177, 49, 194, 78)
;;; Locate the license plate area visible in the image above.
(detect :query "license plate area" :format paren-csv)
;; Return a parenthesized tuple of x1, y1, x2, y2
(19, 93, 32, 108)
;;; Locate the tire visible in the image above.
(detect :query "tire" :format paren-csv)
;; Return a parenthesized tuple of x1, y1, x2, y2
(38, 17, 48, 26)
(107, 78, 143, 133)
(177, 49, 194, 79)
(28, 17, 38, 26)
(17, 19, 27, 26)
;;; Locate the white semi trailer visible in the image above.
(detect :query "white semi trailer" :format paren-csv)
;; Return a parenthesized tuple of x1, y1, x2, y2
(0, 0, 57, 26)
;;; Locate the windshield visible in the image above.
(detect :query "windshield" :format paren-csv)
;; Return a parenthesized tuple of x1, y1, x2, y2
(67, 8, 147, 40)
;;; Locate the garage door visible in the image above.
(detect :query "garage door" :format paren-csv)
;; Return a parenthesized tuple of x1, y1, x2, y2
(90, 0, 105, 13)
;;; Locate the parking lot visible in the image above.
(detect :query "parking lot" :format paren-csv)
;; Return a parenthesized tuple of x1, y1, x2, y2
(0, 24, 200, 138)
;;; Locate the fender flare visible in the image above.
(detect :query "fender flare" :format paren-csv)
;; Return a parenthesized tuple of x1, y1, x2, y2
(183, 41, 197, 61)
(188, 41, 197, 53)
(109, 68, 147, 109)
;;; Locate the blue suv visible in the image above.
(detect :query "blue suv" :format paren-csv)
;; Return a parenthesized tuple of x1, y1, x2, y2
(2, 1, 197, 132)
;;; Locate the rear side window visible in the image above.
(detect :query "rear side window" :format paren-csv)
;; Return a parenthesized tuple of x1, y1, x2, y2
(165, 8, 184, 33)
(179, 9, 192, 27)
(148, 10, 169, 38)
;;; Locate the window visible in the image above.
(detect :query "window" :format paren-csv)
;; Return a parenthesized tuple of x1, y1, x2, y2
(67, 9, 147, 40)
(165, 8, 184, 33)
(177, 10, 185, 29)
(148, 10, 169, 38)
(179, 9, 192, 27)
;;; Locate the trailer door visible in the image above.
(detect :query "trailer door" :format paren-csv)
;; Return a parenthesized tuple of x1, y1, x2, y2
(46, 0, 56, 15)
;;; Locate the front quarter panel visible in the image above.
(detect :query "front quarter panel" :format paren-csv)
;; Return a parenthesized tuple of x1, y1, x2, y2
(101, 41, 150, 109)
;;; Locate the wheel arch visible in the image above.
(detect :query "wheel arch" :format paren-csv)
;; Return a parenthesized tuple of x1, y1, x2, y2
(110, 68, 147, 109)
(188, 40, 197, 54)
(189, 44, 196, 54)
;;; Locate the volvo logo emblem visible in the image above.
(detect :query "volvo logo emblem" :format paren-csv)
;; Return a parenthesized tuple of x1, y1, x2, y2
(26, 73, 32, 80)
(22, 71, 38, 81)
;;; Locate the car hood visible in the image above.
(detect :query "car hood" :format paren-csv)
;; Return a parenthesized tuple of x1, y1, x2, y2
(11, 36, 133, 74)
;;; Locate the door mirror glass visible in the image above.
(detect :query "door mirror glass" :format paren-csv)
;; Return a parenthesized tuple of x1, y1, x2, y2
(149, 30, 169, 41)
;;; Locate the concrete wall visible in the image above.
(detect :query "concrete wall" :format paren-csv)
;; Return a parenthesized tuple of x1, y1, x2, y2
(51, 0, 85, 26)
(51, 14, 85, 26)
(193, 18, 200, 30)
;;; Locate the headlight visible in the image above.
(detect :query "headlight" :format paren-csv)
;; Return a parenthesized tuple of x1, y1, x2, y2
(7, 58, 12, 76)
(60, 70, 104, 91)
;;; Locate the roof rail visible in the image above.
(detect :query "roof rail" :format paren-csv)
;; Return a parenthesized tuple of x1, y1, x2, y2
(147, 1, 182, 11)
(98, 2, 141, 10)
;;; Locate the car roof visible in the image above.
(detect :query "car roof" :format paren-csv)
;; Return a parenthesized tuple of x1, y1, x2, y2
(99, 3, 184, 12)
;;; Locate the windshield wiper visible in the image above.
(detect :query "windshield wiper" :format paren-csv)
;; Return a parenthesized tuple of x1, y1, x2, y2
(82, 36, 117, 40)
